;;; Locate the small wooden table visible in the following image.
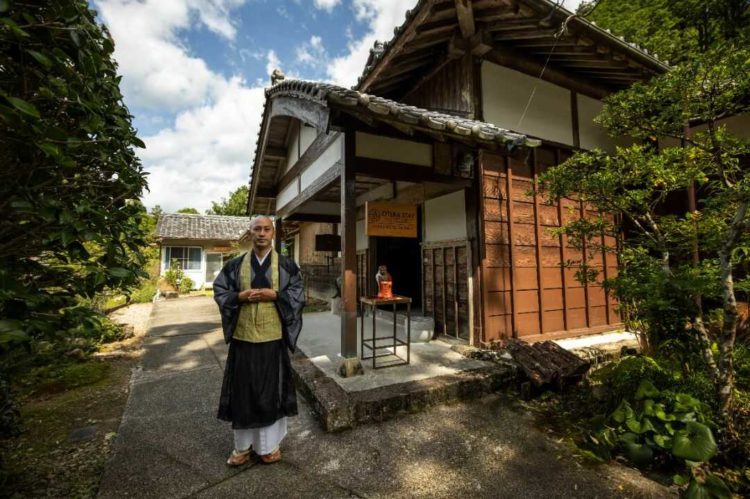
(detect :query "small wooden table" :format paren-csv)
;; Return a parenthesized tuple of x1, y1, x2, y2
(359, 295, 412, 369)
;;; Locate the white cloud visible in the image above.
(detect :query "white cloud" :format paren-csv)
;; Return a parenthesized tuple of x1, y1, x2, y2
(296, 35, 327, 66)
(326, 0, 409, 87)
(313, 0, 341, 12)
(140, 79, 266, 211)
(94, 0, 247, 111)
(265, 50, 282, 78)
(95, 0, 266, 212)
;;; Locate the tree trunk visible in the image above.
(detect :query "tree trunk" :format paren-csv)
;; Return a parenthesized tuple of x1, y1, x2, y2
(717, 250, 737, 417)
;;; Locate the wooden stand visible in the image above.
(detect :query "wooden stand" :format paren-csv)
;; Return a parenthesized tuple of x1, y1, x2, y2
(359, 295, 412, 369)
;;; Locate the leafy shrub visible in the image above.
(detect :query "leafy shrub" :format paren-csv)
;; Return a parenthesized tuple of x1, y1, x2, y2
(179, 276, 194, 294)
(130, 281, 157, 303)
(163, 259, 184, 289)
(585, 380, 729, 497)
(592, 356, 676, 410)
(735, 345, 750, 391)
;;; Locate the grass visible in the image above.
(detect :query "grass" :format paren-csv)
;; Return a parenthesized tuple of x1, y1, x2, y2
(1, 359, 134, 497)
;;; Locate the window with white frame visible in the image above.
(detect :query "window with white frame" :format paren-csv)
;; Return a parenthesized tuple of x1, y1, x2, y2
(165, 247, 202, 270)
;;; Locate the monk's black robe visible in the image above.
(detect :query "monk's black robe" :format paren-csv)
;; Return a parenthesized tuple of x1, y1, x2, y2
(213, 252, 304, 429)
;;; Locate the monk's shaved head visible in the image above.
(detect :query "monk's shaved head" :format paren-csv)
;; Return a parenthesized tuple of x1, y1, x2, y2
(249, 215, 274, 230)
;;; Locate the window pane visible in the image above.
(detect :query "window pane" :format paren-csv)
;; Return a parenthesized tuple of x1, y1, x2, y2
(186, 248, 202, 270)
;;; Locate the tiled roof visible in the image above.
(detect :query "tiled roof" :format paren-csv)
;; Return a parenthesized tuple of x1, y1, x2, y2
(264, 79, 541, 148)
(356, 0, 671, 95)
(155, 213, 250, 241)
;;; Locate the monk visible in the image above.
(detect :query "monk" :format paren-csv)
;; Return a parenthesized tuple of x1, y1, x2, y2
(213, 215, 304, 465)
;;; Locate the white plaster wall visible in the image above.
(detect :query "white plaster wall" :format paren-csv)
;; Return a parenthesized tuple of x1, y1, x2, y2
(355, 132, 432, 167)
(482, 62, 573, 146)
(356, 219, 368, 250)
(300, 124, 317, 152)
(300, 134, 342, 191)
(424, 190, 467, 243)
(276, 182, 298, 211)
(284, 124, 299, 173)
(691, 113, 750, 140)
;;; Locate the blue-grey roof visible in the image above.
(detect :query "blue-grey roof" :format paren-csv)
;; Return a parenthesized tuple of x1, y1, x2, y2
(155, 213, 250, 241)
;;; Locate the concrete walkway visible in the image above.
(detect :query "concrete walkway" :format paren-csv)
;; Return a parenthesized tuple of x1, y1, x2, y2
(98, 296, 673, 498)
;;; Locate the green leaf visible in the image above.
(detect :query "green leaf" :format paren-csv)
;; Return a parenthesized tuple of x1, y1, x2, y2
(37, 142, 60, 157)
(685, 475, 732, 499)
(621, 441, 653, 466)
(108, 267, 131, 278)
(634, 380, 660, 400)
(654, 434, 673, 449)
(0, 0, 9, 13)
(5, 96, 40, 118)
(0, 319, 27, 345)
(0, 17, 29, 37)
(672, 422, 718, 462)
(26, 50, 53, 68)
(612, 400, 634, 423)
(672, 474, 689, 486)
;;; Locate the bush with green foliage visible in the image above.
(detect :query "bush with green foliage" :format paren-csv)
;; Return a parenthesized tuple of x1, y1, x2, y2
(130, 281, 156, 303)
(178, 276, 194, 294)
(0, 2, 148, 359)
(163, 260, 184, 290)
(585, 379, 729, 497)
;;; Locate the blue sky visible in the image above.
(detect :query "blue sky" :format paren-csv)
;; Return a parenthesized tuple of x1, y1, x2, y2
(93, 0, 583, 212)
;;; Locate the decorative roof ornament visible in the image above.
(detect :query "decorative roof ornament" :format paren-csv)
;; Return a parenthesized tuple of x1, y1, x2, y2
(270, 68, 285, 86)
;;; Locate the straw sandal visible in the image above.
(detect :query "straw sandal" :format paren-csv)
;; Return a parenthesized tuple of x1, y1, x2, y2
(226, 447, 255, 466)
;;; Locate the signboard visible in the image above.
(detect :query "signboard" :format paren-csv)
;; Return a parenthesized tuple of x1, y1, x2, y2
(315, 234, 341, 252)
(366, 202, 417, 238)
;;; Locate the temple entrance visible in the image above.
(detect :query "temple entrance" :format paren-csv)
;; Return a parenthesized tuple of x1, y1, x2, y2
(374, 207, 422, 309)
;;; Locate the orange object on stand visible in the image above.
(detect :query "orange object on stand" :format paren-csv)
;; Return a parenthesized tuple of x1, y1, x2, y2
(377, 279, 393, 299)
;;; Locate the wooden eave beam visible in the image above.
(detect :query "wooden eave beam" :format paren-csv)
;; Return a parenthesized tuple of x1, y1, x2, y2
(354, 157, 472, 187)
(485, 45, 610, 100)
(359, 0, 436, 93)
(401, 37, 467, 101)
(454, 0, 476, 39)
(264, 146, 286, 160)
(494, 29, 559, 41)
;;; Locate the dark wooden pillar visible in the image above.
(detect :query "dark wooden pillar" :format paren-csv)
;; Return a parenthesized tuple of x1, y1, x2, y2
(466, 154, 483, 346)
(274, 217, 283, 252)
(339, 130, 363, 376)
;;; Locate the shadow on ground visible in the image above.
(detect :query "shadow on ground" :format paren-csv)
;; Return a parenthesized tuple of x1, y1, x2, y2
(98, 296, 674, 499)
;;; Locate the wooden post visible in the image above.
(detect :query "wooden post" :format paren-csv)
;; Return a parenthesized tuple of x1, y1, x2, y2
(532, 149, 546, 335)
(570, 92, 580, 148)
(338, 131, 363, 377)
(555, 149, 569, 331)
(505, 156, 519, 338)
(274, 217, 283, 252)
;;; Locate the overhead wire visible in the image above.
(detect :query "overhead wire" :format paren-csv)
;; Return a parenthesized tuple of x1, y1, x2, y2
(515, 1, 580, 130)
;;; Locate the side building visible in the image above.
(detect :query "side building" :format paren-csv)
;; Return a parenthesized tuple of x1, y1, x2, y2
(155, 213, 250, 289)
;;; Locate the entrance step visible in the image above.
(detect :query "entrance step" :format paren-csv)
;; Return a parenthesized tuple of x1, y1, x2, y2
(372, 308, 434, 342)
(291, 349, 517, 432)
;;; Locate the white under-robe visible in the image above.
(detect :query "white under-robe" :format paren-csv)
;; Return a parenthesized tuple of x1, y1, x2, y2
(233, 417, 287, 455)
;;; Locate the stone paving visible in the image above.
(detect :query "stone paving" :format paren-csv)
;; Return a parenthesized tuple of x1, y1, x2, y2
(98, 296, 674, 498)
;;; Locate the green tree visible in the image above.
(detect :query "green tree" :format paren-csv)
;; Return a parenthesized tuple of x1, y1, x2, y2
(176, 207, 199, 214)
(206, 185, 249, 216)
(0, 1, 148, 346)
(583, 0, 750, 64)
(540, 47, 750, 417)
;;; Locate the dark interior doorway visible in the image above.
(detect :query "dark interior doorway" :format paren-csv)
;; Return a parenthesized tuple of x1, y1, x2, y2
(374, 207, 422, 308)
